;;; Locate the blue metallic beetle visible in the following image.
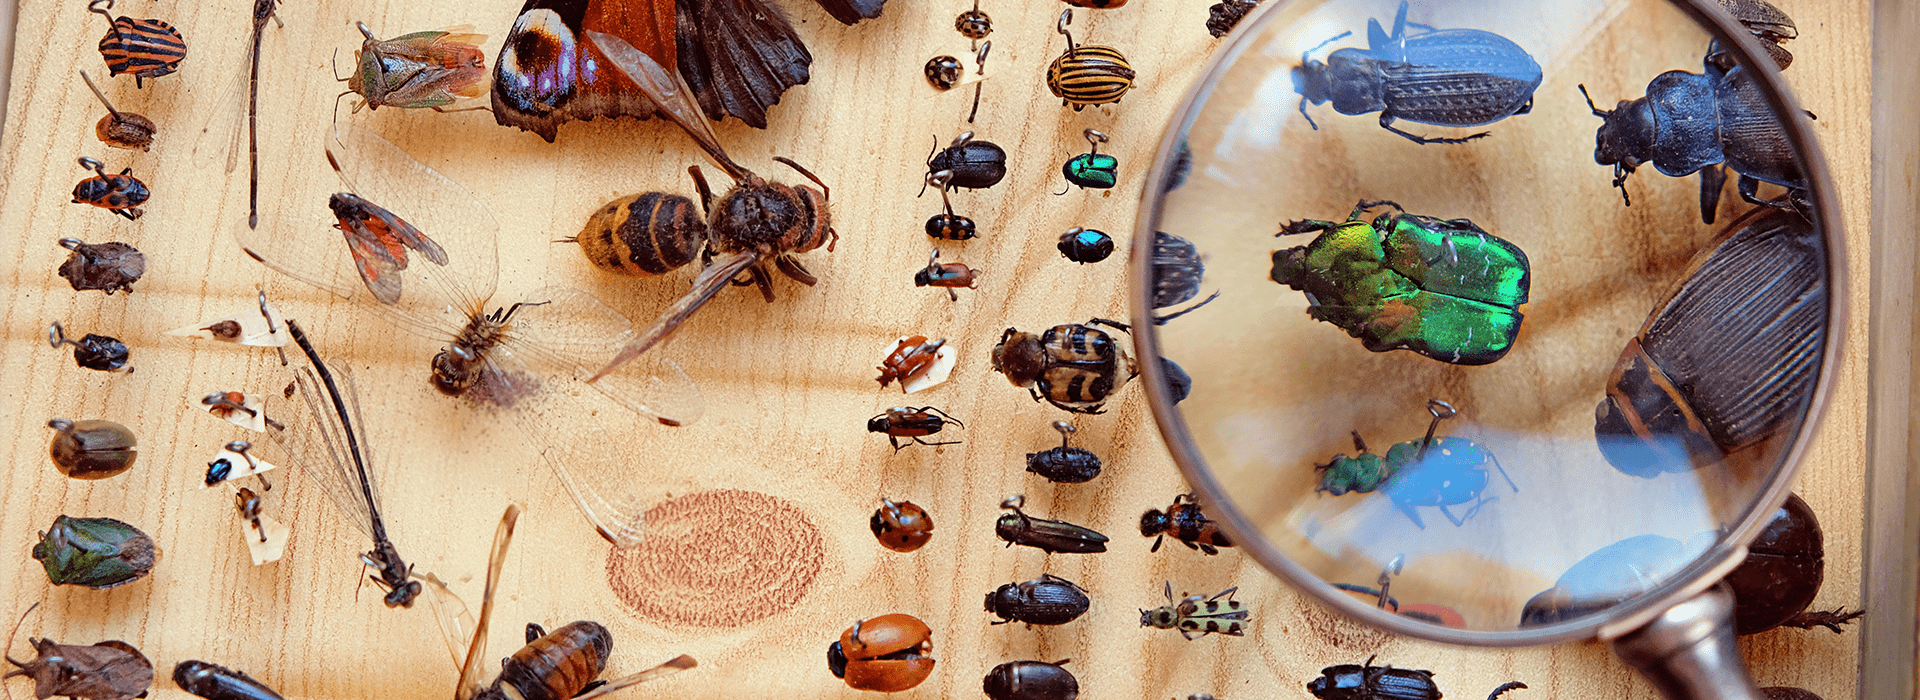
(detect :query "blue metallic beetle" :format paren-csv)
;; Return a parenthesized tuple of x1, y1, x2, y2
(1292, 1, 1542, 145)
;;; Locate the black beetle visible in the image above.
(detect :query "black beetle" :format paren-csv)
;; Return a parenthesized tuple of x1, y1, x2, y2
(924, 170, 979, 241)
(1594, 208, 1824, 477)
(1520, 534, 1688, 626)
(1151, 231, 1220, 325)
(1579, 59, 1806, 224)
(1726, 493, 1863, 635)
(1025, 421, 1102, 484)
(1307, 656, 1526, 700)
(48, 321, 131, 372)
(924, 132, 1007, 193)
(174, 660, 287, 700)
(1159, 356, 1193, 403)
(1140, 493, 1232, 555)
(995, 495, 1108, 553)
(1056, 228, 1114, 264)
(1206, 0, 1258, 38)
(1707, 0, 1796, 71)
(1292, 0, 1541, 145)
(985, 574, 1091, 626)
(984, 660, 1078, 700)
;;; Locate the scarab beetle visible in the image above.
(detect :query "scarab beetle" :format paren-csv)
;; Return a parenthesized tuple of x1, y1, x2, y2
(1307, 657, 1526, 700)
(991, 318, 1137, 414)
(1292, 0, 1540, 145)
(1315, 400, 1517, 529)
(983, 660, 1078, 700)
(1579, 61, 1806, 224)
(48, 322, 131, 373)
(925, 132, 1008, 192)
(1272, 200, 1530, 365)
(72, 156, 150, 220)
(996, 495, 1109, 554)
(47, 418, 138, 480)
(1025, 421, 1103, 484)
(89, 0, 187, 88)
(1152, 231, 1219, 324)
(827, 614, 936, 692)
(925, 171, 979, 240)
(1594, 208, 1823, 477)
(1140, 581, 1249, 640)
(871, 498, 935, 553)
(1056, 228, 1114, 264)
(1726, 493, 1863, 635)
(869, 406, 964, 451)
(926, 55, 964, 90)
(984, 574, 1091, 626)
(57, 237, 145, 294)
(1060, 129, 1118, 190)
(566, 191, 703, 277)
(1140, 493, 1232, 555)
(1048, 10, 1135, 111)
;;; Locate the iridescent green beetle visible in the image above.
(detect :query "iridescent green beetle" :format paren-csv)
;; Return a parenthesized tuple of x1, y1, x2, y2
(1061, 129, 1118, 190)
(1271, 199, 1530, 365)
(32, 515, 155, 589)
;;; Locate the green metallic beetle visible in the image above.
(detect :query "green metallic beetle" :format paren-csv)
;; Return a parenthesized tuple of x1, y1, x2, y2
(32, 515, 155, 589)
(1271, 200, 1530, 365)
(1061, 129, 1119, 190)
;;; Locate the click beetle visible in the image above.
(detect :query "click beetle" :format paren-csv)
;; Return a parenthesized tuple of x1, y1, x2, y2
(995, 495, 1108, 553)
(984, 574, 1091, 626)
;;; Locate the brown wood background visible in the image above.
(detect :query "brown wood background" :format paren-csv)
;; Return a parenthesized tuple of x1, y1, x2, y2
(0, 0, 1871, 699)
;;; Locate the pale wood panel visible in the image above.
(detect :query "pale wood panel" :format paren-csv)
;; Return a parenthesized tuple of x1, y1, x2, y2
(0, 1, 1869, 699)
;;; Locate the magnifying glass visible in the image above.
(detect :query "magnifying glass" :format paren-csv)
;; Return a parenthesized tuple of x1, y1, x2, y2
(1130, 0, 1842, 697)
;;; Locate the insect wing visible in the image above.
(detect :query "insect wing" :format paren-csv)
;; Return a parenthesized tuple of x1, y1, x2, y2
(570, 655, 698, 700)
(415, 570, 480, 670)
(457, 505, 522, 700)
(585, 30, 745, 179)
(269, 356, 382, 544)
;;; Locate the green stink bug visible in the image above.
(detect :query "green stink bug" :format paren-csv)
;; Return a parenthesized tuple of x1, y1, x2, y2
(1271, 199, 1530, 365)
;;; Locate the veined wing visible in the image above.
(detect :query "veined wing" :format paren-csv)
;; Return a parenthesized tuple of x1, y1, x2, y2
(415, 569, 479, 670)
(501, 285, 704, 426)
(270, 338, 384, 545)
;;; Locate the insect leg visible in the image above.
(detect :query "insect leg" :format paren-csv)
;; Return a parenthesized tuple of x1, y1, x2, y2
(1486, 682, 1529, 700)
(1377, 115, 1489, 145)
(911, 436, 962, 448)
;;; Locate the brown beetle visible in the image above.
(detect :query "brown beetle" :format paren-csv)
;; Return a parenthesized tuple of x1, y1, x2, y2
(991, 319, 1137, 414)
(1140, 493, 1232, 555)
(868, 407, 964, 451)
(78, 70, 154, 151)
(47, 419, 137, 480)
(875, 336, 950, 392)
(871, 499, 934, 553)
(915, 249, 980, 301)
(827, 614, 936, 692)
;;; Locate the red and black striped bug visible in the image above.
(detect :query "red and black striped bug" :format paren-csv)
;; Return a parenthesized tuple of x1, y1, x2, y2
(72, 157, 149, 220)
(868, 407, 964, 451)
(88, 0, 186, 88)
(1140, 493, 1233, 555)
(914, 249, 980, 301)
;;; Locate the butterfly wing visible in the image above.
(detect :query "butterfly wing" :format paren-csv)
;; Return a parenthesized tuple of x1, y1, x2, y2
(492, 0, 677, 142)
(674, 0, 811, 128)
(810, 0, 885, 25)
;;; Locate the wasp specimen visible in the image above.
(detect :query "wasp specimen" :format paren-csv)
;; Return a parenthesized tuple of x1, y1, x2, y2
(916, 249, 980, 300)
(576, 33, 838, 382)
(1140, 581, 1250, 639)
(57, 237, 145, 295)
(5, 605, 153, 700)
(991, 319, 1137, 414)
(78, 70, 154, 151)
(341, 22, 488, 113)
(88, 0, 185, 88)
(1140, 494, 1232, 555)
(869, 407, 965, 451)
(71, 157, 148, 220)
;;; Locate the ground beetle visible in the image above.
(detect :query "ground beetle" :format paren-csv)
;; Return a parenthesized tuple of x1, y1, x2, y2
(1292, 1, 1540, 145)
(1273, 200, 1530, 366)
(924, 132, 1007, 193)
(1707, 0, 1797, 71)
(1151, 231, 1219, 324)
(995, 495, 1109, 553)
(984, 660, 1078, 700)
(1726, 493, 1863, 635)
(1025, 421, 1103, 484)
(1307, 656, 1526, 700)
(985, 574, 1091, 626)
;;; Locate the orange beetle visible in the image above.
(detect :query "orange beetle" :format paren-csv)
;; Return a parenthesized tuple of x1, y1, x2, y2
(827, 614, 936, 692)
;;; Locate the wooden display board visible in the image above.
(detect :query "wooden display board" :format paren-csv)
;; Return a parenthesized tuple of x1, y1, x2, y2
(0, 0, 1869, 698)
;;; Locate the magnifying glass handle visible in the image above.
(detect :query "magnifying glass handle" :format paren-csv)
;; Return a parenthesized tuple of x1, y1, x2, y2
(1611, 584, 1764, 700)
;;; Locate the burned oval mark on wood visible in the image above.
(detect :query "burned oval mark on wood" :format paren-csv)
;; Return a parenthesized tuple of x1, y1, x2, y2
(606, 489, 822, 628)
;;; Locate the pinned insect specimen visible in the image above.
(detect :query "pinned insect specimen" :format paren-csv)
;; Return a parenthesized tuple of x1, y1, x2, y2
(1206, 0, 1258, 38)
(924, 171, 978, 240)
(924, 132, 1006, 193)
(232, 486, 291, 565)
(875, 336, 955, 394)
(71, 157, 148, 220)
(321, 150, 452, 306)
(915, 249, 980, 301)
(198, 392, 267, 431)
(1308, 657, 1525, 700)
(991, 319, 1136, 414)
(78, 70, 154, 150)
(48, 322, 131, 373)
(1151, 231, 1219, 324)
(1025, 421, 1101, 484)
(190, 0, 282, 229)
(88, 0, 185, 88)
(236, 125, 702, 548)
(996, 495, 1108, 553)
(5, 605, 153, 700)
(167, 291, 290, 347)
(1059, 129, 1118, 191)
(174, 660, 287, 700)
(827, 614, 934, 692)
(1140, 582, 1249, 639)
(1048, 9, 1134, 111)
(871, 499, 934, 553)
(202, 441, 277, 489)
(1140, 494, 1232, 555)
(869, 407, 964, 451)
(32, 516, 154, 589)
(47, 419, 137, 480)
(1056, 228, 1113, 264)
(57, 238, 144, 295)
(341, 22, 488, 113)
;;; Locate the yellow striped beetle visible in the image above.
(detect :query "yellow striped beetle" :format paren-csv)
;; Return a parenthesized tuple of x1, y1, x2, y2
(1047, 10, 1134, 111)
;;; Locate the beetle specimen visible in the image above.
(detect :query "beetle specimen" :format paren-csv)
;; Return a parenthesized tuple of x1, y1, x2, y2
(875, 336, 953, 393)
(826, 614, 936, 692)
(88, 0, 185, 88)
(1315, 400, 1516, 529)
(57, 238, 145, 295)
(71, 157, 149, 220)
(924, 171, 979, 240)
(1056, 228, 1114, 264)
(1060, 129, 1118, 191)
(1307, 657, 1525, 700)
(1292, 1, 1540, 144)
(234, 487, 268, 543)
(203, 441, 277, 488)
(201, 392, 266, 432)
(991, 318, 1137, 414)
(995, 495, 1109, 553)
(1141, 493, 1232, 555)
(4, 606, 153, 700)
(868, 406, 964, 451)
(47, 419, 137, 480)
(566, 189, 704, 277)
(1726, 493, 1863, 635)
(78, 70, 154, 151)
(1594, 208, 1823, 477)
(1025, 421, 1102, 484)
(1140, 581, 1250, 639)
(925, 132, 1008, 193)
(48, 322, 131, 373)
(1160, 356, 1193, 403)
(174, 660, 286, 700)
(1707, 0, 1797, 71)
(1152, 231, 1219, 324)
(1206, 0, 1258, 38)
(985, 574, 1091, 626)
(956, 0, 991, 40)
(32, 515, 154, 589)
(1579, 64, 1806, 224)
(1519, 534, 1690, 626)
(984, 660, 1077, 700)
(926, 55, 964, 90)
(1273, 200, 1530, 365)
(342, 22, 488, 113)
(871, 499, 935, 553)
(915, 249, 980, 300)
(1048, 10, 1134, 111)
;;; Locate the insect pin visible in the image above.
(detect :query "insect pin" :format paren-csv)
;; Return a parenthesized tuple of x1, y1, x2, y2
(869, 406, 965, 451)
(915, 249, 980, 301)
(1025, 421, 1102, 484)
(47, 419, 138, 481)
(924, 171, 978, 241)
(875, 335, 955, 393)
(995, 495, 1108, 554)
(87, 0, 185, 88)
(4, 604, 154, 700)
(340, 21, 489, 113)
(78, 70, 154, 151)
(173, 660, 287, 700)
(924, 132, 1008, 194)
(57, 237, 145, 294)
(71, 157, 149, 220)
(1059, 129, 1118, 192)
(1048, 9, 1135, 111)
(48, 322, 130, 373)
(1140, 493, 1232, 555)
(1140, 581, 1249, 640)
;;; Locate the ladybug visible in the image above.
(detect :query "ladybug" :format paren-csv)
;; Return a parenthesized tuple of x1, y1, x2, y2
(926, 55, 964, 90)
(870, 498, 934, 553)
(72, 156, 149, 220)
(827, 614, 937, 692)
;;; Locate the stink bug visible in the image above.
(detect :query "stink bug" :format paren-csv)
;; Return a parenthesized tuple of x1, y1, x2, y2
(1140, 581, 1249, 640)
(71, 157, 149, 220)
(341, 22, 488, 113)
(89, 0, 186, 88)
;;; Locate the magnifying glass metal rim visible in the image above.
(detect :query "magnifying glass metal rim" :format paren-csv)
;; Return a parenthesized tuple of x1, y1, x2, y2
(1129, 0, 1849, 647)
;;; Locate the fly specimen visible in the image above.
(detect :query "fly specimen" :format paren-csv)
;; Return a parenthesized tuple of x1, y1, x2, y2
(234, 122, 703, 547)
(583, 32, 836, 381)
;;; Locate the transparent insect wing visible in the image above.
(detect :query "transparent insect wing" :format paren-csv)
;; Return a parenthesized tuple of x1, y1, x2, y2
(414, 569, 480, 669)
(270, 356, 384, 544)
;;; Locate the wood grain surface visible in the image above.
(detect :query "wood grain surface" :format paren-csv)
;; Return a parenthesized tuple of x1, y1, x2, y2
(0, 0, 1871, 699)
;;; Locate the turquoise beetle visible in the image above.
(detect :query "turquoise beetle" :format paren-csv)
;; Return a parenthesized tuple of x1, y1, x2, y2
(1314, 400, 1517, 529)
(1272, 200, 1530, 365)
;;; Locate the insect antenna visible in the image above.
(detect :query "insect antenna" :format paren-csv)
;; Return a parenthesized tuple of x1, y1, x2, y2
(3, 601, 41, 677)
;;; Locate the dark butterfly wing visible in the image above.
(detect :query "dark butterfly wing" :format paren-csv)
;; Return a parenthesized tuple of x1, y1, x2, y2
(493, 0, 677, 141)
(810, 0, 885, 25)
(675, 0, 811, 128)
